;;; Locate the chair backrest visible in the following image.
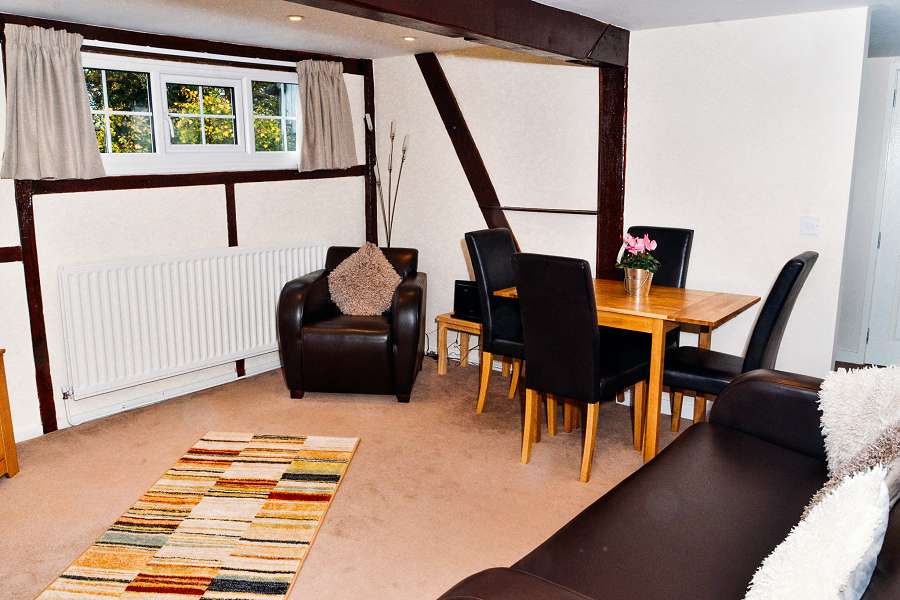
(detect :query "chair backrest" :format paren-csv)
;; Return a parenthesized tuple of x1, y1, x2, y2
(742, 251, 818, 372)
(325, 246, 418, 279)
(464, 228, 521, 352)
(626, 226, 694, 288)
(513, 253, 601, 404)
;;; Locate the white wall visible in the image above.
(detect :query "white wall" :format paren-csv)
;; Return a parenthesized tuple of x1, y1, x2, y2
(835, 57, 897, 364)
(626, 8, 868, 377)
(0, 70, 368, 441)
(374, 49, 600, 355)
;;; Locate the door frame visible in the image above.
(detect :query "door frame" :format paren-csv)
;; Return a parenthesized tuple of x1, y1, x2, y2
(834, 60, 900, 366)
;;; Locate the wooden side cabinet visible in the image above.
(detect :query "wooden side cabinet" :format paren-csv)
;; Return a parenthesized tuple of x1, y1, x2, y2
(0, 349, 19, 477)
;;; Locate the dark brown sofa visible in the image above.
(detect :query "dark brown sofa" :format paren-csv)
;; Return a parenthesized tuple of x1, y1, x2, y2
(439, 370, 899, 599)
(277, 246, 426, 402)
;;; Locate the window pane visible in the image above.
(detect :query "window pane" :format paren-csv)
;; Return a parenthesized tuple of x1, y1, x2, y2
(110, 115, 154, 153)
(284, 83, 298, 118)
(252, 81, 281, 117)
(203, 86, 234, 116)
(84, 69, 104, 111)
(92, 114, 107, 153)
(254, 118, 284, 152)
(170, 116, 201, 144)
(286, 119, 297, 151)
(205, 117, 236, 144)
(167, 83, 200, 114)
(106, 70, 150, 112)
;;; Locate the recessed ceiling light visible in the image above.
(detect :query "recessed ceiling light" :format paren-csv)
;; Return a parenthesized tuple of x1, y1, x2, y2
(403, 36, 416, 42)
(287, 15, 304, 22)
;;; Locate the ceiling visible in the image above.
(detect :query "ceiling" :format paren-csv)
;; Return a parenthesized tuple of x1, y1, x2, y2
(2, 0, 900, 58)
(0, 0, 473, 58)
(538, 0, 900, 57)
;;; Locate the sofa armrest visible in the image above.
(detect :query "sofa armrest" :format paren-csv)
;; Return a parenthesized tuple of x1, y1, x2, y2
(709, 369, 825, 460)
(276, 270, 330, 391)
(392, 272, 427, 399)
(438, 568, 594, 600)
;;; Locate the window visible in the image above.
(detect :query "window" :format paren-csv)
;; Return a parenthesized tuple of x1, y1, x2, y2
(85, 68, 155, 154)
(165, 81, 239, 147)
(251, 81, 298, 152)
(80, 51, 313, 175)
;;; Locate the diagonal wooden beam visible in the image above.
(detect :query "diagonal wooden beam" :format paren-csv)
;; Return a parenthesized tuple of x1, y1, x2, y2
(415, 53, 515, 238)
(288, 0, 629, 67)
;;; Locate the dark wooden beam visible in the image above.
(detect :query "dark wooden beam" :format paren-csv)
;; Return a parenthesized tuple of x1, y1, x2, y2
(415, 53, 514, 237)
(0, 12, 367, 75)
(0, 246, 22, 263)
(288, 0, 628, 67)
(225, 183, 239, 247)
(595, 65, 627, 279)
(480, 206, 598, 216)
(14, 181, 57, 434)
(362, 60, 378, 243)
(31, 166, 366, 195)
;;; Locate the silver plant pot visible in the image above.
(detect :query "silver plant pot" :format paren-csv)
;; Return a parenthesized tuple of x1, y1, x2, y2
(624, 268, 653, 297)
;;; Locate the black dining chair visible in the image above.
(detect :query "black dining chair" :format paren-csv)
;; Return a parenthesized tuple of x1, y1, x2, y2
(465, 228, 525, 414)
(663, 251, 819, 430)
(607, 226, 694, 435)
(513, 253, 651, 482)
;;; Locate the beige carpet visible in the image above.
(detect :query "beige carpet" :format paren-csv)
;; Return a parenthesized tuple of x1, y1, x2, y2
(0, 360, 682, 599)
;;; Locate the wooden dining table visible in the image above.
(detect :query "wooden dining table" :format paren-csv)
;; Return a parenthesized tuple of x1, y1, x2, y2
(494, 279, 760, 463)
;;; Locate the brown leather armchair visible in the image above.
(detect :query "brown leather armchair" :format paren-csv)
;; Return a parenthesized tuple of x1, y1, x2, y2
(277, 247, 426, 402)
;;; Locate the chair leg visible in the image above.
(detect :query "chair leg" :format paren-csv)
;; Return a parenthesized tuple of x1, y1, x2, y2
(632, 380, 647, 451)
(475, 351, 493, 414)
(522, 388, 539, 464)
(546, 393, 558, 436)
(501, 358, 510, 377)
(693, 394, 707, 424)
(508, 359, 522, 400)
(580, 403, 600, 482)
(563, 401, 575, 433)
(671, 390, 684, 432)
(533, 394, 542, 443)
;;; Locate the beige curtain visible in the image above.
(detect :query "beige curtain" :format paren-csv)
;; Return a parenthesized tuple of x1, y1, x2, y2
(296, 60, 357, 172)
(1, 24, 105, 180)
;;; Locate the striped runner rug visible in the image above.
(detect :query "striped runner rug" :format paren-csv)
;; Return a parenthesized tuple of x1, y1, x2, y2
(37, 432, 358, 599)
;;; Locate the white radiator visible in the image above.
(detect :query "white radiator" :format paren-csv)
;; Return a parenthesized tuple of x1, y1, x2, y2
(58, 244, 327, 400)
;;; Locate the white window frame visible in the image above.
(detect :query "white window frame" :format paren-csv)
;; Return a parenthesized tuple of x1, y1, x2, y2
(87, 68, 156, 155)
(249, 81, 300, 154)
(160, 74, 245, 154)
(80, 51, 303, 175)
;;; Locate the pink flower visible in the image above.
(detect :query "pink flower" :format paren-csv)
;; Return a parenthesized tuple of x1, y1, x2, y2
(643, 234, 658, 251)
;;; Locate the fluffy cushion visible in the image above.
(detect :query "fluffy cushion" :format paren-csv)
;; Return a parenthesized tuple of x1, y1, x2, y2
(745, 466, 890, 600)
(819, 366, 900, 474)
(328, 243, 401, 316)
(803, 422, 900, 518)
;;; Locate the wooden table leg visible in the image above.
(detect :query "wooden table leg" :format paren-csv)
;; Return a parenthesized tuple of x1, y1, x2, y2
(459, 332, 470, 367)
(437, 321, 448, 376)
(642, 320, 666, 463)
(693, 328, 712, 423)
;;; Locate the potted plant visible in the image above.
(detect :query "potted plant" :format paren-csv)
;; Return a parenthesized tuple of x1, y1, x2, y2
(616, 233, 660, 297)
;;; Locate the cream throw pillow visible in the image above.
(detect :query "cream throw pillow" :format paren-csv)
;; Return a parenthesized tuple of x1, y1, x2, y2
(819, 366, 900, 474)
(328, 243, 401, 316)
(745, 466, 890, 600)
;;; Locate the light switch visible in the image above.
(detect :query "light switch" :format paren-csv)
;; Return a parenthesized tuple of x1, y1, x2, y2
(799, 215, 820, 237)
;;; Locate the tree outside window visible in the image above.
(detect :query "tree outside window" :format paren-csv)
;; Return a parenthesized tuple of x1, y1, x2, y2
(252, 81, 298, 152)
(84, 68, 155, 154)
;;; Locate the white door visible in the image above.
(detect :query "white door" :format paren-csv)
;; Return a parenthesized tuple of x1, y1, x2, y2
(867, 75, 900, 366)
